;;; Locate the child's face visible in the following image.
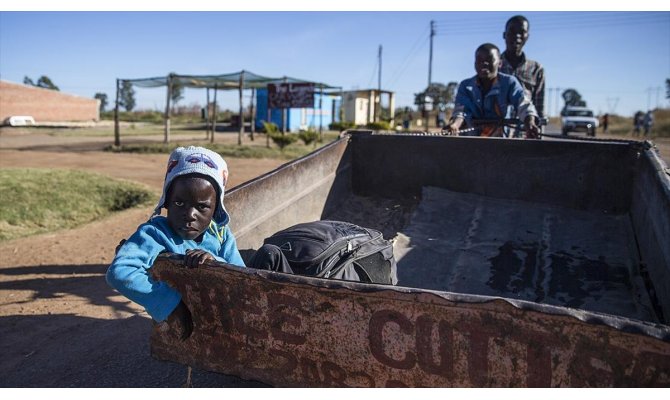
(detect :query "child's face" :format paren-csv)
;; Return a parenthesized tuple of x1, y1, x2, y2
(166, 176, 217, 241)
(475, 47, 501, 82)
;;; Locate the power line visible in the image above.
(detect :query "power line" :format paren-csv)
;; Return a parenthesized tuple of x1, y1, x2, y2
(433, 12, 668, 27)
(433, 13, 668, 36)
(386, 25, 430, 89)
(367, 51, 378, 89)
(606, 97, 620, 114)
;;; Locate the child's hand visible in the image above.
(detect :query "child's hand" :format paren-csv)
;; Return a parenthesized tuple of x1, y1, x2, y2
(167, 300, 193, 341)
(183, 249, 214, 268)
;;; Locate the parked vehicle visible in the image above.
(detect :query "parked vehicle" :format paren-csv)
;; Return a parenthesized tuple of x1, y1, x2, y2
(150, 131, 670, 387)
(561, 106, 598, 136)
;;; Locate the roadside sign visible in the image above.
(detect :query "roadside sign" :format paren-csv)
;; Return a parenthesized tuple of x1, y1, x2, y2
(268, 82, 315, 108)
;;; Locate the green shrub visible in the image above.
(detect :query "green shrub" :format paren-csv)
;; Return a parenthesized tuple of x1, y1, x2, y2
(298, 130, 319, 146)
(366, 121, 392, 131)
(329, 121, 355, 131)
(267, 132, 298, 151)
(262, 121, 280, 134)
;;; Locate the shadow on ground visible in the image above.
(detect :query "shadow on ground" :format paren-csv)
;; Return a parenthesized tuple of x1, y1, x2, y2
(0, 264, 268, 388)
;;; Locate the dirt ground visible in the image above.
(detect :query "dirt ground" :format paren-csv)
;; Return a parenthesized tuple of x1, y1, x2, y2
(0, 126, 668, 387)
(0, 129, 283, 387)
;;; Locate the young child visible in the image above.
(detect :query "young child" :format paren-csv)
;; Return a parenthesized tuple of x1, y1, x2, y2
(445, 43, 540, 138)
(106, 146, 245, 338)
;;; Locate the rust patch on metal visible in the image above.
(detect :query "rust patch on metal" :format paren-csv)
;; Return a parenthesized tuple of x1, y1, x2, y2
(150, 256, 670, 387)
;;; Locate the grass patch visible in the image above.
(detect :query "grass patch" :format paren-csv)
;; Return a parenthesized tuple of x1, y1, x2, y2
(104, 132, 341, 160)
(0, 168, 155, 241)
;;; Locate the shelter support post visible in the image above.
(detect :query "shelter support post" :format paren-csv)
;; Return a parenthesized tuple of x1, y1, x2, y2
(282, 77, 287, 134)
(114, 79, 120, 147)
(282, 108, 287, 134)
(206, 88, 211, 140)
(267, 106, 271, 148)
(368, 91, 374, 125)
(238, 71, 244, 145)
(211, 84, 218, 144)
(250, 88, 256, 141)
(164, 74, 172, 144)
(319, 85, 323, 141)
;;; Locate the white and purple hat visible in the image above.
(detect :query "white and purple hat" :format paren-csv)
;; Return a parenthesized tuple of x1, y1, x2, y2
(154, 146, 230, 224)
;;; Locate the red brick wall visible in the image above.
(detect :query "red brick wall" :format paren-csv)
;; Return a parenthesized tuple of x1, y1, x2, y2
(0, 80, 99, 123)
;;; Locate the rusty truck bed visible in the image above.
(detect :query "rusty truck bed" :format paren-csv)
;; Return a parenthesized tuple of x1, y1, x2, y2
(150, 132, 670, 387)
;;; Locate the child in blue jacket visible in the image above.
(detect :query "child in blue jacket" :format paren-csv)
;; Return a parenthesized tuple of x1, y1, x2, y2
(106, 146, 245, 338)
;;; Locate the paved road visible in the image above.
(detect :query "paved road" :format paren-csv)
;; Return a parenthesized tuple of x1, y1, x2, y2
(543, 123, 670, 165)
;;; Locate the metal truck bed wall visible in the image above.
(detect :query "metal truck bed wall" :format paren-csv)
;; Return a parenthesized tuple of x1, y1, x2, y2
(150, 132, 670, 387)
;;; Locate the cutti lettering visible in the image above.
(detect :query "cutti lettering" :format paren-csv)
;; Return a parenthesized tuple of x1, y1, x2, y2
(269, 293, 306, 345)
(369, 310, 416, 369)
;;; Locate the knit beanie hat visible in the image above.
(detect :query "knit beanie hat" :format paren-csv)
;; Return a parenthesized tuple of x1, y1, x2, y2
(154, 146, 230, 225)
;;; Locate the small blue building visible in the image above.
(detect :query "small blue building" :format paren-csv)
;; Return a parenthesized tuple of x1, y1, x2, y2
(255, 88, 342, 132)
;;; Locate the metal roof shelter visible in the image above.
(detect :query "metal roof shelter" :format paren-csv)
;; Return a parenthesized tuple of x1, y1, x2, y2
(113, 70, 341, 146)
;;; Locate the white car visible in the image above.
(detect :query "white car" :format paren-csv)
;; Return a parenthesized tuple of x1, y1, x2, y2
(561, 106, 598, 137)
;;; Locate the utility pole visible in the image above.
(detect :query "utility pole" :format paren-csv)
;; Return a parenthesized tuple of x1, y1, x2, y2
(647, 87, 653, 110)
(428, 20, 435, 86)
(377, 44, 382, 123)
(164, 74, 172, 144)
(547, 88, 553, 118)
(378, 44, 382, 92)
(114, 79, 120, 147)
(555, 87, 561, 117)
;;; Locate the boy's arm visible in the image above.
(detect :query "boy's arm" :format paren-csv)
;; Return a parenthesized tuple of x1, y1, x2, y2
(219, 227, 246, 267)
(451, 81, 470, 121)
(509, 75, 538, 122)
(508, 76, 539, 138)
(106, 224, 182, 322)
(446, 82, 470, 134)
(534, 66, 546, 118)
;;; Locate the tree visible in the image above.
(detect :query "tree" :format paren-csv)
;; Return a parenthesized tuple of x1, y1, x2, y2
(560, 88, 586, 114)
(169, 73, 184, 109)
(119, 81, 136, 112)
(94, 92, 108, 113)
(414, 82, 459, 110)
(665, 78, 669, 99)
(23, 75, 59, 90)
(36, 76, 59, 91)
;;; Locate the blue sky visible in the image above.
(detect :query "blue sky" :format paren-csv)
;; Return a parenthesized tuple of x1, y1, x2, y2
(1, 8, 668, 117)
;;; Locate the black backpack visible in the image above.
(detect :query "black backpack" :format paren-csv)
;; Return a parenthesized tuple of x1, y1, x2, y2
(262, 220, 398, 285)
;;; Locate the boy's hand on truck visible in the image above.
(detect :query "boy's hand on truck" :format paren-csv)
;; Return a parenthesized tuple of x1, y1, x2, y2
(525, 116, 540, 139)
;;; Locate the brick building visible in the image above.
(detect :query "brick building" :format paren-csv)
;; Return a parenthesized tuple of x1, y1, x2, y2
(0, 80, 99, 124)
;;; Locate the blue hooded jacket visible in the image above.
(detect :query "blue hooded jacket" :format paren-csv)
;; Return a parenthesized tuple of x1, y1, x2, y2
(106, 147, 245, 322)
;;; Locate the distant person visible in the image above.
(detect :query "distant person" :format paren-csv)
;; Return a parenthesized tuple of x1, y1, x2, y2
(107, 146, 245, 339)
(402, 107, 413, 130)
(445, 43, 540, 138)
(500, 15, 545, 136)
(643, 110, 654, 136)
(436, 107, 447, 128)
(633, 111, 644, 136)
(601, 113, 609, 134)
